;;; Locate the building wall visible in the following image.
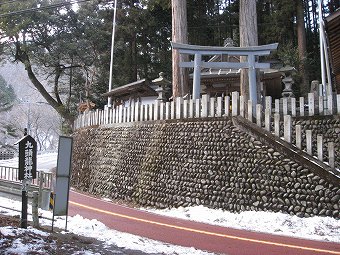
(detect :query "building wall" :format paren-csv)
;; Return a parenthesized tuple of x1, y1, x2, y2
(72, 117, 340, 218)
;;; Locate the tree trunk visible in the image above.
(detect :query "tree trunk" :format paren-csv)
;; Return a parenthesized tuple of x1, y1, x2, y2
(239, 0, 258, 102)
(296, 0, 309, 96)
(172, 0, 189, 98)
(15, 42, 74, 131)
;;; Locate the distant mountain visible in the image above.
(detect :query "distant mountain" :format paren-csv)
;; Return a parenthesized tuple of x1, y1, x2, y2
(0, 61, 44, 102)
(0, 61, 61, 152)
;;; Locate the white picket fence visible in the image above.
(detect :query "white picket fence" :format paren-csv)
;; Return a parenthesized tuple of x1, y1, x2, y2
(74, 92, 340, 169)
(74, 92, 340, 128)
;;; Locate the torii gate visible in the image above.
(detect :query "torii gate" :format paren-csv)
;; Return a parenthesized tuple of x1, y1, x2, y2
(171, 42, 278, 107)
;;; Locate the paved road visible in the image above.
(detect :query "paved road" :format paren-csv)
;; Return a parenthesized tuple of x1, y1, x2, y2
(69, 191, 340, 255)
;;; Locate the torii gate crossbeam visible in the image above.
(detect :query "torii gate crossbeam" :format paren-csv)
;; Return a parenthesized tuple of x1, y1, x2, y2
(171, 42, 278, 107)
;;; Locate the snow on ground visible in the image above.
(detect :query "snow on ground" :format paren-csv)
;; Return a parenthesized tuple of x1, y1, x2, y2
(1, 152, 339, 254)
(0, 197, 214, 255)
(142, 205, 340, 243)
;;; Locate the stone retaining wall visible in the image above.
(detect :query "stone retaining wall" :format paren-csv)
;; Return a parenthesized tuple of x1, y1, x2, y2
(72, 117, 340, 218)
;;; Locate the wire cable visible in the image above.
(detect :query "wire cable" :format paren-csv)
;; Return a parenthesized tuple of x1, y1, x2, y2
(0, 0, 94, 18)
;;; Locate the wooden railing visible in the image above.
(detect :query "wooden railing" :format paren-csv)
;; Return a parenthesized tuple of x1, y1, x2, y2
(74, 92, 340, 169)
(0, 166, 53, 189)
(0, 151, 15, 160)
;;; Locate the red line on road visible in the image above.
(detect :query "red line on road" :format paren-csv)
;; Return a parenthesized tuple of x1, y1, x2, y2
(70, 200, 340, 255)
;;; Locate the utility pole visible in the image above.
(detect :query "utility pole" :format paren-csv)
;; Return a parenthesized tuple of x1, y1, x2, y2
(107, 0, 118, 108)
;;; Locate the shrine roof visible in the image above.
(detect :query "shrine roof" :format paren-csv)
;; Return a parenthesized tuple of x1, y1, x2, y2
(325, 9, 340, 92)
(102, 79, 157, 100)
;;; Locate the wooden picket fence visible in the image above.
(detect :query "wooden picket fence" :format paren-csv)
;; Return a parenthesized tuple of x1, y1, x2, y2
(74, 92, 340, 169)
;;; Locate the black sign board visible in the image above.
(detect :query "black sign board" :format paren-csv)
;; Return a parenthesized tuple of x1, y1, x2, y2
(18, 135, 37, 180)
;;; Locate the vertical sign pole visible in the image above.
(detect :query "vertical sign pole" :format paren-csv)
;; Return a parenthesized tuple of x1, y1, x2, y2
(21, 180, 28, 229)
(21, 128, 28, 229)
(54, 136, 73, 232)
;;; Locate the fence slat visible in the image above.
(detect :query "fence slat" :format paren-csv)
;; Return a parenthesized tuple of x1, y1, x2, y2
(306, 130, 312, 155)
(201, 94, 209, 118)
(224, 96, 230, 116)
(231, 92, 239, 116)
(296, 125, 302, 149)
(176, 97, 182, 119)
(299, 97, 305, 116)
(308, 93, 315, 116)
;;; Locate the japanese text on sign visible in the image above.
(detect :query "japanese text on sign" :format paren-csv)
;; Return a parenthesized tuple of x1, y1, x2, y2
(24, 141, 34, 179)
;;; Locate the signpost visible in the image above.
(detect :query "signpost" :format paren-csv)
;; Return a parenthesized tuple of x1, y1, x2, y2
(15, 129, 37, 229)
(52, 136, 73, 232)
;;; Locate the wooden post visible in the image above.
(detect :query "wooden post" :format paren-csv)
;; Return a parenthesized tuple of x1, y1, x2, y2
(123, 107, 127, 123)
(176, 97, 182, 119)
(154, 101, 159, 121)
(240, 95, 245, 117)
(160, 102, 164, 120)
(327, 94, 333, 115)
(265, 96, 272, 114)
(32, 191, 39, 228)
(317, 135, 323, 161)
(189, 99, 194, 118)
(118, 105, 123, 123)
(216, 97, 222, 117)
(38, 173, 43, 207)
(183, 99, 188, 118)
(308, 93, 314, 116)
(149, 104, 154, 120)
(116, 107, 119, 123)
(328, 142, 335, 168)
(291, 97, 296, 117)
(282, 97, 288, 115)
(284, 115, 291, 143)
(247, 100, 253, 122)
(274, 113, 280, 137)
(319, 96, 324, 115)
(165, 102, 170, 120)
(135, 102, 140, 122)
(306, 130, 312, 155)
(256, 104, 262, 127)
(265, 108, 270, 131)
(144, 104, 148, 121)
(295, 125, 302, 149)
(130, 103, 134, 122)
(195, 99, 200, 118)
(224, 96, 230, 116)
(201, 95, 208, 117)
(126, 106, 131, 122)
(275, 99, 280, 113)
(232, 91, 239, 116)
(210, 97, 216, 117)
(108, 108, 112, 124)
(170, 100, 175, 119)
(299, 97, 305, 116)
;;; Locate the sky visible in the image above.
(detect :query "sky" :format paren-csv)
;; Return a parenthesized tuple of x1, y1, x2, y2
(0, 153, 339, 254)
